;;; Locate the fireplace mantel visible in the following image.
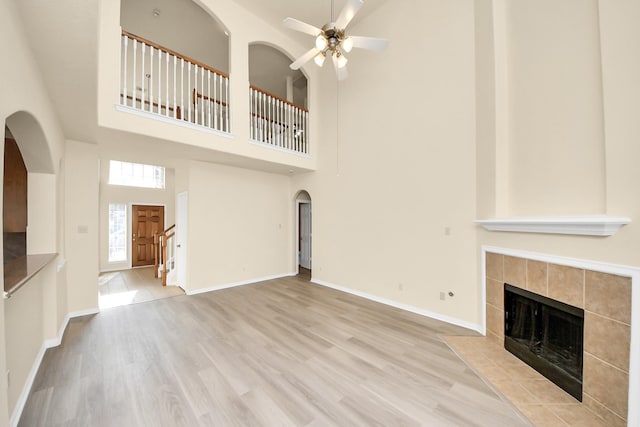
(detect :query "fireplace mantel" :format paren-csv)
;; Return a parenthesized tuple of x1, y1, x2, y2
(474, 216, 630, 236)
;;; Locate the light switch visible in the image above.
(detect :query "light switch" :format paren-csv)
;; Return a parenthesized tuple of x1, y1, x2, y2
(77, 225, 89, 234)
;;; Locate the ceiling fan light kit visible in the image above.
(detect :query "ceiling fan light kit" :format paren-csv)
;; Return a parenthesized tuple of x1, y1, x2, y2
(283, 0, 388, 80)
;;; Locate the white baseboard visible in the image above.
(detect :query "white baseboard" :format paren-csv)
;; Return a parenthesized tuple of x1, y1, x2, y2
(310, 278, 482, 333)
(185, 272, 297, 296)
(10, 307, 99, 427)
(8, 343, 46, 427)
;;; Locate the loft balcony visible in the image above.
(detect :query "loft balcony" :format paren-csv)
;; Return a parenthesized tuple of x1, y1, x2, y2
(119, 30, 231, 134)
(111, 29, 312, 165)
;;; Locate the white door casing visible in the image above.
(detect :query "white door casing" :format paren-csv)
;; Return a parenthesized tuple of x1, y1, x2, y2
(300, 202, 311, 269)
(176, 191, 188, 289)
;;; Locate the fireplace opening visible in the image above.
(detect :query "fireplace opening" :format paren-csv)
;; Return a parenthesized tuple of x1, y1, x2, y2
(504, 284, 584, 401)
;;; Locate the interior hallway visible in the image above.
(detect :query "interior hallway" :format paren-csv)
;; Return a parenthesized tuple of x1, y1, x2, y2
(98, 267, 185, 309)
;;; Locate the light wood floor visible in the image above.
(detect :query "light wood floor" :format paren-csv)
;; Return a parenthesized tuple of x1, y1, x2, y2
(20, 275, 532, 426)
(98, 267, 185, 309)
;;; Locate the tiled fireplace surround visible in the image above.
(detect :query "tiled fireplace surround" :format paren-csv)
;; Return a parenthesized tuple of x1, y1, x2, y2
(483, 248, 637, 426)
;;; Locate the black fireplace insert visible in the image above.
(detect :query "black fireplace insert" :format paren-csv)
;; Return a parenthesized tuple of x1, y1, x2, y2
(504, 283, 584, 401)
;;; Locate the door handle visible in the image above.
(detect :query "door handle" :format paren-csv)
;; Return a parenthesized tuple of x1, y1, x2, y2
(177, 244, 181, 248)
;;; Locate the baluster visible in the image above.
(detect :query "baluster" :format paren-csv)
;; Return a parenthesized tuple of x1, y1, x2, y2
(207, 70, 211, 128)
(267, 96, 271, 143)
(257, 92, 261, 140)
(275, 98, 278, 144)
(132, 39, 137, 108)
(283, 103, 287, 148)
(276, 99, 284, 147)
(200, 67, 205, 126)
(213, 73, 218, 130)
(122, 35, 128, 106)
(194, 65, 198, 124)
(223, 76, 228, 132)
(219, 76, 225, 131)
(301, 108, 305, 152)
(295, 107, 299, 152)
(296, 108, 302, 151)
(280, 101, 284, 147)
(187, 62, 192, 122)
(165, 51, 170, 117)
(120, 36, 129, 105)
(254, 90, 257, 140)
(157, 48, 162, 115)
(172, 55, 177, 118)
(305, 111, 309, 153)
(249, 89, 253, 140)
(262, 92, 266, 142)
(253, 89, 258, 140)
(141, 43, 146, 110)
(287, 104, 292, 150)
(300, 108, 304, 152)
(180, 58, 185, 121)
(149, 47, 154, 113)
(257, 92, 261, 141)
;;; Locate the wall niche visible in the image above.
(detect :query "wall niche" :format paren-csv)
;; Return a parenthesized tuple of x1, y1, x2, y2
(4, 129, 28, 264)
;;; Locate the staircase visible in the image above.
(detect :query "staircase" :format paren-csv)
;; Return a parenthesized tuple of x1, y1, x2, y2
(153, 224, 175, 286)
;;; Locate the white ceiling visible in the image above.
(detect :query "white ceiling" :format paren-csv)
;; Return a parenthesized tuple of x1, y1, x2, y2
(232, 0, 388, 35)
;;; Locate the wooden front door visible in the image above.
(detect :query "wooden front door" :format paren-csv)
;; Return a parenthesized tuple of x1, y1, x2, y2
(132, 204, 164, 267)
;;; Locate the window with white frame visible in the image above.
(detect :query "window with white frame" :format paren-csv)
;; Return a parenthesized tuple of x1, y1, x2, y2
(108, 203, 127, 262)
(108, 160, 165, 189)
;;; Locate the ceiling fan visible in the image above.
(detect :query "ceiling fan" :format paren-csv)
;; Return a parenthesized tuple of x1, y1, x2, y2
(283, 0, 388, 80)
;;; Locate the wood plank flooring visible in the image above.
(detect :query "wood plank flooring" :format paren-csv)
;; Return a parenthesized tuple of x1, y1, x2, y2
(20, 275, 532, 426)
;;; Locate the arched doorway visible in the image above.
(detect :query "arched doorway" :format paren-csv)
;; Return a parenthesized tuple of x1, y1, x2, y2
(295, 190, 311, 278)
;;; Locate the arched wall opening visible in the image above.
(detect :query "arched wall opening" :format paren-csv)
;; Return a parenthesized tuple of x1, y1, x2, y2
(249, 42, 308, 108)
(4, 111, 57, 259)
(120, 0, 230, 74)
(294, 190, 312, 276)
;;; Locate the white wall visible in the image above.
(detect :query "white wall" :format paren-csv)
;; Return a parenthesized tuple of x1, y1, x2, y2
(292, 0, 480, 328)
(1, 0, 67, 422)
(478, 0, 640, 268)
(505, 0, 606, 216)
(98, 160, 175, 272)
(185, 161, 292, 292)
(64, 140, 99, 312)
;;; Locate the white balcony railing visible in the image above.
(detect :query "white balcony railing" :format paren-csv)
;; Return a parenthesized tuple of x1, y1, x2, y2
(250, 86, 309, 155)
(120, 30, 230, 133)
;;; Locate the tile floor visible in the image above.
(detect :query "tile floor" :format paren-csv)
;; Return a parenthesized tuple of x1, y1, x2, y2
(98, 267, 185, 309)
(445, 336, 612, 427)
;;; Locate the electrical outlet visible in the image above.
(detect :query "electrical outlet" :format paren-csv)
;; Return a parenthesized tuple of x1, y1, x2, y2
(444, 227, 451, 236)
(398, 283, 403, 291)
(440, 292, 445, 301)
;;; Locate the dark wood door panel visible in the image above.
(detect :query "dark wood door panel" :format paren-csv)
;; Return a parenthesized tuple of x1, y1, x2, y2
(132, 204, 164, 267)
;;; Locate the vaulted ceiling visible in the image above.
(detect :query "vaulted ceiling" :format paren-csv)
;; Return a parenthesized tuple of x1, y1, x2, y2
(12, 0, 387, 144)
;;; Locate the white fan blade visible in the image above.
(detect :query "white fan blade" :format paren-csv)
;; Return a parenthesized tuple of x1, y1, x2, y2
(335, 0, 364, 29)
(332, 53, 349, 81)
(283, 17, 322, 37)
(290, 48, 320, 70)
(350, 36, 388, 52)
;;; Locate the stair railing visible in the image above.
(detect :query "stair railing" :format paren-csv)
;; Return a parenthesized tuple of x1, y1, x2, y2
(153, 224, 175, 286)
